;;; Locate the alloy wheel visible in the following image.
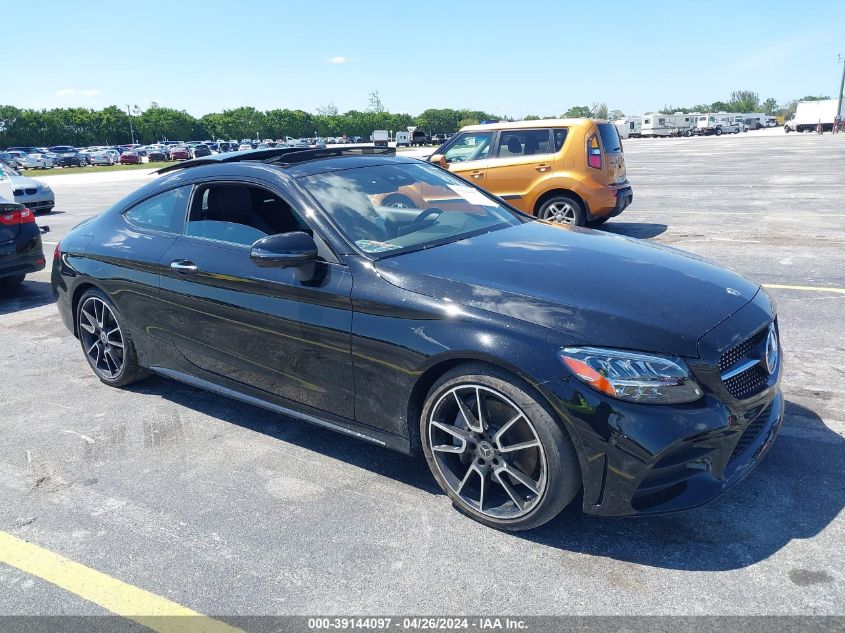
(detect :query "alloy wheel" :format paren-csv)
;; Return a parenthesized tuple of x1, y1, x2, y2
(78, 297, 125, 379)
(543, 201, 576, 224)
(428, 384, 547, 519)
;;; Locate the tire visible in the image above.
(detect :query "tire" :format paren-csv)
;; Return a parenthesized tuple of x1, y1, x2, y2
(715, 127, 723, 136)
(537, 194, 585, 226)
(684, 130, 692, 137)
(0, 274, 25, 288)
(382, 194, 417, 208)
(76, 288, 146, 387)
(421, 364, 581, 531)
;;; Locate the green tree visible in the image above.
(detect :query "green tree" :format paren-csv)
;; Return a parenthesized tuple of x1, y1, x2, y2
(591, 103, 608, 119)
(607, 109, 625, 121)
(367, 91, 385, 113)
(562, 105, 591, 118)
(728, 90, 760, 113)
(762, 98, 779, 115)
(523, 114, 542, 121)
(457, 117, 479, 129)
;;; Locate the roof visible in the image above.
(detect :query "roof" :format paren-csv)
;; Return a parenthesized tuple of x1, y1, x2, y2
(154, 145, 398, 175)
(459, 118, 603, 132)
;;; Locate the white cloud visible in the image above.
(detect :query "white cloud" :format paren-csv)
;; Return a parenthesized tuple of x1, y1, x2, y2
(326, 56, 347, 64)
(55, 88, 102, 97)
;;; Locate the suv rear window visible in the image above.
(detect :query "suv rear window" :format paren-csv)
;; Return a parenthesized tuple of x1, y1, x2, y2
(597, 123, 622, 153)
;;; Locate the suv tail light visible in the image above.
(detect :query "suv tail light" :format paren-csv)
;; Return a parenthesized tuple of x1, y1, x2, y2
(587, 135, 602, 169)
(54, 241, 62, 260)
(0, 207, 36, 226)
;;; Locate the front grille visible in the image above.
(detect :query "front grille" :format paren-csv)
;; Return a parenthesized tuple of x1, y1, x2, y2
(719, 322, 774, 399)
(730, 403, 772, 460)
(723, 364, 769, 399)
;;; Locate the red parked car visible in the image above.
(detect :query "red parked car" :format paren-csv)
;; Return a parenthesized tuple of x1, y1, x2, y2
(119, 152, 142, 165)
(170, 146, 191, 161)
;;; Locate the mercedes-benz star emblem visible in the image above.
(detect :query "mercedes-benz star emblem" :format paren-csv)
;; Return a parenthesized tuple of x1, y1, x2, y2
(764, 325, 779, 375)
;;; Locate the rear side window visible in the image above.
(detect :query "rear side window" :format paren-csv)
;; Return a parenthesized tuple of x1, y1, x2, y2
(495, 129, 552, 158)
(597, 123, 622, 153)
(553, 129, 568, 151)
(124, 185, 192, 233)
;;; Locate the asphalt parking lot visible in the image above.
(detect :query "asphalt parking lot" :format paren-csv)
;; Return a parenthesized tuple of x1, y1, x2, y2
(1, 132, 843, 623)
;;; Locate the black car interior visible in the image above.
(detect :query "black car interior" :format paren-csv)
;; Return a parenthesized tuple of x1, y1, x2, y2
(186, 184, 311, 245)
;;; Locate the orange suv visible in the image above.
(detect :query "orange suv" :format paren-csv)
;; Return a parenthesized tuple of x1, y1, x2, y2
(426, 119, 632, 226)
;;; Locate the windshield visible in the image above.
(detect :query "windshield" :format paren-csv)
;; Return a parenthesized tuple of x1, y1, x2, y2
(300, 162, 524, 256)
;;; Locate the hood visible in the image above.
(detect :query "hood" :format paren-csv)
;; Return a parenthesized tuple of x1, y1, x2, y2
(374, 222, 759, 357)
(10, 174, 45, 189)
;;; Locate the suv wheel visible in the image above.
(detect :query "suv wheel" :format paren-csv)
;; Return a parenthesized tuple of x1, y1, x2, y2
(421, 364, 581, 531)
(538, 195, 585, 226)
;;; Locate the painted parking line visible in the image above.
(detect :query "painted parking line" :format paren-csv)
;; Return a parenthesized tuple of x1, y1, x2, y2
(0, 531, 243, 633)
(763, 283, 845, 294)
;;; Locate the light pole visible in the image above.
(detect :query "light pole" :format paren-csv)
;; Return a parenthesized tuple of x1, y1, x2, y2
(126, 105, 136, 145)
(837, 55, 845, 128)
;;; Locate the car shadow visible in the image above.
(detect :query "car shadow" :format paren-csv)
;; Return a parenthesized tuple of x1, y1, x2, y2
(125, 376, 441, 495)
(599, 222, 667, 239)
(0, 280, 56, 314)
(126, 378, 842, 571)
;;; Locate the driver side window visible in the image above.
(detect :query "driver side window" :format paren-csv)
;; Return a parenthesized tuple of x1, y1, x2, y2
(185, 183, 310, 247)
(443, 132, 492, 163)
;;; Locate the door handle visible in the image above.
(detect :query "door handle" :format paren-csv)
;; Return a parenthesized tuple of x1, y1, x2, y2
(535, 164, 551, 172)
(170, 260, 198, 274)
(470, 171, 483, 179)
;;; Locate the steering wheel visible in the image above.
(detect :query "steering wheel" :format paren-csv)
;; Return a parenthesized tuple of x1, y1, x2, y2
(397, 207, 444, 237)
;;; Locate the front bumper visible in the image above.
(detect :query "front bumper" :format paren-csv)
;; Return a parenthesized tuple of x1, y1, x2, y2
(14, 193, 54, 212)
(542, 294, 783, 517)
(543, 377, 783, 516)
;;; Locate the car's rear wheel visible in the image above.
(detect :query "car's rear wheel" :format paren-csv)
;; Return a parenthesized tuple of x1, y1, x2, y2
(538, 195, 585, 226)
(421, 365, 581, 530)
(76, 288, 146, 387)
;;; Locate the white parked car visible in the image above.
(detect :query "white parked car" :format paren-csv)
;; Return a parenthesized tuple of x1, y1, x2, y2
(89, 150, 119, 165)
(8, 151, 53, 170)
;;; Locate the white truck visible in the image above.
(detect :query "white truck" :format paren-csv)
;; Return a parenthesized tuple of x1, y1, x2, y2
(784, 99, 844, 133)
(372, 130, 389, 147)
(614, 116, 642, 139)
(641, 113, 695, 137)
(693, 114, 739, 136)
(395, 131, 410, 147)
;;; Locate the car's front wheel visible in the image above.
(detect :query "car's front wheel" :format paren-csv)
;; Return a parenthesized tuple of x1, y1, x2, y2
(537, 194, 585, 226)
(76, 288, 146, 387)
(421, 364, 581, 530)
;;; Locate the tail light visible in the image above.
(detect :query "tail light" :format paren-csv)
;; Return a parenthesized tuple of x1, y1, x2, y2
(54, 241, 62, 260)
(0, 207, 36, 226)
(587, 135, 602, 170)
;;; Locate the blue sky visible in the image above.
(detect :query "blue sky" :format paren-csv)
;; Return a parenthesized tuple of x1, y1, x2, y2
(7, 0, 844, 117)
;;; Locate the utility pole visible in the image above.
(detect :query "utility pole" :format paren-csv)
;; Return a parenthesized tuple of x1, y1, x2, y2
(126, 105, 136, 145)
(838, 55, 845, 126)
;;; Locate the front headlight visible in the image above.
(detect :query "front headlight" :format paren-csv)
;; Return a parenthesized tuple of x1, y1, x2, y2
(559, 347, 703, 404)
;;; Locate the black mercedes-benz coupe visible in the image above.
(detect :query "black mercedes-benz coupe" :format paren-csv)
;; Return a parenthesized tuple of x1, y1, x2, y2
(52, 147, 783, 530)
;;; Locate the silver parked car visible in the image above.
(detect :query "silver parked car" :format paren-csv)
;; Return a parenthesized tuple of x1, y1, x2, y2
(7, 151, 53, 170)
(5, 165, 55, 212)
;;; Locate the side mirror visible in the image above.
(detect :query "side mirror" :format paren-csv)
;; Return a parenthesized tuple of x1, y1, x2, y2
(39, 225, 50, 234)
(250, 231, 317, 281)
(429, 153, 448, 168)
